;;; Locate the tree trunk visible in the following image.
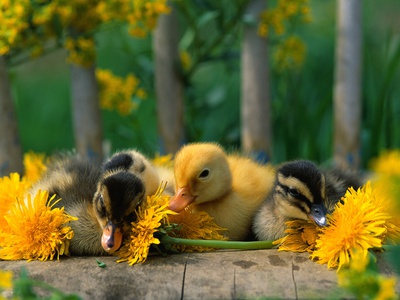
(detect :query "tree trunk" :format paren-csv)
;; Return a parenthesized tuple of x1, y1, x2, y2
(241, 0, 272, 163)
(0, 56, 23, 176)
(153, 3, 184, 154)
(70, 64, 103, 164)
(333, 0, 362, 170)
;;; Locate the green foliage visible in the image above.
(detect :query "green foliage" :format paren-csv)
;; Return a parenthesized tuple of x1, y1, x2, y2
(338, 251, 398, 300)
(8, 0, 400, 166)
(385, 245, 400, 275)
(10, 52, 74, 155)
(12, 268, 82, 300)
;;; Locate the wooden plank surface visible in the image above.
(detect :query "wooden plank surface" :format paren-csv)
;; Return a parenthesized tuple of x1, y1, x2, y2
(1, 249, 398, 299)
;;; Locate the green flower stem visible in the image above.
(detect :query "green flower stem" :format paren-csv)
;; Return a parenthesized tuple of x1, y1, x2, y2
(161, 235, 275, 250)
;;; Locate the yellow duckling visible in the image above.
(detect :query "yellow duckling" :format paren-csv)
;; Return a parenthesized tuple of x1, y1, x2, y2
(169, 142, 276, 240)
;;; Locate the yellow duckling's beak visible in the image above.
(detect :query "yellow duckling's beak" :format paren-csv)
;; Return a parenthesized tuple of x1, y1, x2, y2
(169, 187, 195, 212)
(101, 221, 123, 253)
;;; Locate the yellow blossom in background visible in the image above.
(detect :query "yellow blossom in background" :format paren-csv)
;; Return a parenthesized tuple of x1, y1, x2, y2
(259, 9, 285, 37)
(0, 0, 30, 55)
(64, 36, 96, 67)
(311, 182, 390, 271)
(0, 191, 77, 261)
(23, 152, 47, 185)
(136, 88, 147, 100)
(370, 150, 400, 243)
(96, 69, 145, 116)
(0, 269, 12, 290)
(371, 150, 400, 176)
(152, 153, 174, 169)
(274, 35, 306, 71)
(180, 50, 192, 71)
(258, 0, 310, 72)
(338, 251, 397, 300)
(117, 183, 176, 265)
(168, 206, 228, 252)
(371, 185, 400, 244)
(128, 0, 171, 38)
(1, 0, 170, 64)
(274, 219, 319, 253)
(258, 0, 311, 38)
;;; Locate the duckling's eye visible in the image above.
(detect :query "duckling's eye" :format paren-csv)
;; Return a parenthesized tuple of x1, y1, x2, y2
(97, 195, 106, 217)
(288, 188, 300, 197)
(99, 194, 105, 207)
(198, 169, 210, 179)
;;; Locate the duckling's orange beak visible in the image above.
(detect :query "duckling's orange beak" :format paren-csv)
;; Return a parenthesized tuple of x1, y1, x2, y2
(169, 186, 195, 212)
(101, 221, 123, 253)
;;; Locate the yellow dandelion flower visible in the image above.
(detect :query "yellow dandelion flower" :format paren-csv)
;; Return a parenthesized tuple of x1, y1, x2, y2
(375, 277, 397, 300)
(117, 183, 176, 265)
(23, 152, 47, 185)
(0, 173, 31, 243)
(0, 269, 12, 290)
(370, 150, 400, 242)
(370, 181, 400, 243)
(0, 190, 77, 261)
(152, 153, 174, 169)
(274, 219, 320, 253)
(311, 182, 390, 270)
(371, 150, 400, 176)
(168, 205, 227, 252)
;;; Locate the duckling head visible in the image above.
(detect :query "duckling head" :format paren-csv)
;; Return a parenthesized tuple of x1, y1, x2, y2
(93, 151, 155, 253)
(93, 171, 144, 253)
(169, 143, 232, 212)
(103, 150, 161, 195)
(274, 160, 328, 227)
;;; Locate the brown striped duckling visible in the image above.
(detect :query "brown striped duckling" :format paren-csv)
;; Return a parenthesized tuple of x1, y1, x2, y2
(252, 160, 363, 241)
(30, 149, 170, 255)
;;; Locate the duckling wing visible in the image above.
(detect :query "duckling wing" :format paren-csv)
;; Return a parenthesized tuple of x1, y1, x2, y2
(324, 168, 364, 211)
(29, 157, 106, 255)
(227, 155, 275, 208)
(30, 157, 101, 209)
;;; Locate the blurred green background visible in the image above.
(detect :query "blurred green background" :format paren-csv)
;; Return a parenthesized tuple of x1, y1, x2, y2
(9, 0, 400, 168)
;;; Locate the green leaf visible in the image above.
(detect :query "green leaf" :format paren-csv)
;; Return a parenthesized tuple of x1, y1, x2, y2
(13, 268, 36, 299)
(179, 28, 196, 50)
(95, 258, 107, 268)
(384, 245, 400, 275)
(197, 11, 220, 28)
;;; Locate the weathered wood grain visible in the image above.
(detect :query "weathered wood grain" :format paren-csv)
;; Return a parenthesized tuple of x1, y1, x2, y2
(1, 250, 398, 299)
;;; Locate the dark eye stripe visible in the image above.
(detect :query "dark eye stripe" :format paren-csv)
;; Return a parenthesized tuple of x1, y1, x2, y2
(278, 183, 312, 208)
(96, 202, 106, 218)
